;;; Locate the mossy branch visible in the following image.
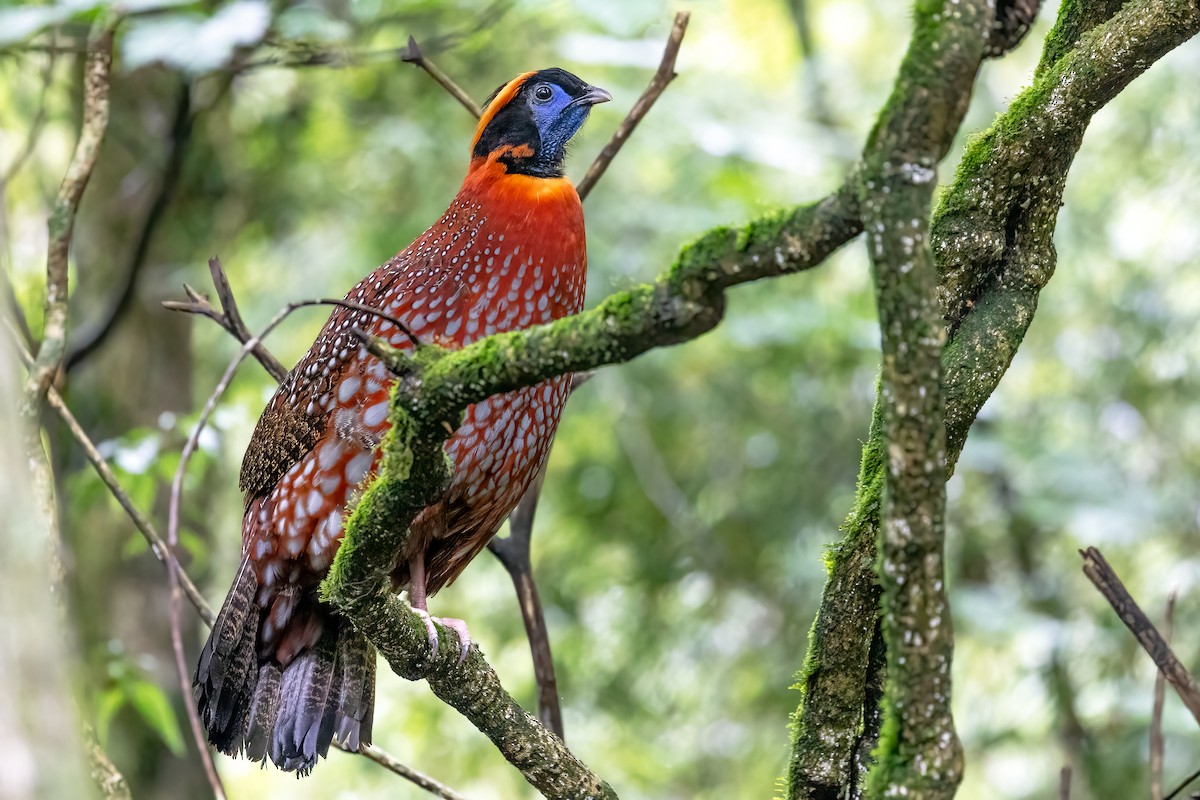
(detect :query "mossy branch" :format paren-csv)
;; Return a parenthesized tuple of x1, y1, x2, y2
(861, 0, 991, 796)
(319, 186, 860, 798)
(789, 0, 1200, 797)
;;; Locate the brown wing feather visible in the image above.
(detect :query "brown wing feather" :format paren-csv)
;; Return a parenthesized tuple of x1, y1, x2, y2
(238, 257, 410, 502)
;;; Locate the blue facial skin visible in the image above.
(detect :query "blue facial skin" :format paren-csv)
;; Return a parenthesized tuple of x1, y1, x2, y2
(528, 83, 592, 168)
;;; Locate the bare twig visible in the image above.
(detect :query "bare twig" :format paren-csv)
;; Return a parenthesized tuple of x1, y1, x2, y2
(67, 80, 194, 370)
(576, 12, 689, 201)
(1165, 766, 1200, 800)
(1080, 547, 1200, 725)
(1152, 592, 1177, 800)
(401, 36, 483, 118)
(22, 22, 113, 415)
(162, 257, 289, 381)
(167, 282, 419, 351)
(358, 746, 471, 800)
(1060, 765, 1071, 800)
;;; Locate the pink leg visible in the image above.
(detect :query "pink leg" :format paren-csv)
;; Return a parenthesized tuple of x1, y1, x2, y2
(408, 554, 472, 663)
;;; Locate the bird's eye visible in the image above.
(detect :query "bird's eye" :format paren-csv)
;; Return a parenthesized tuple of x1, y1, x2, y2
(533, 84, 553, 103)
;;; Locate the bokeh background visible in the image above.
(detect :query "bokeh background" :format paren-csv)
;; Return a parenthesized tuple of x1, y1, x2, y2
(2, 0, 1199, 798)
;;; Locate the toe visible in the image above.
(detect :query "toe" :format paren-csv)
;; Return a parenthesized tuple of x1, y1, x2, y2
(435, 617, 472, 664)
(413, 609, 439, 658)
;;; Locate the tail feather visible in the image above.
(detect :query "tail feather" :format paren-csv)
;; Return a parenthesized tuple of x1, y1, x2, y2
(335, 627, 376, 752)
(245, 661, 281, 762)
(272, 631, 337, 773)
(194, 558, 376, 775)
(195, 559, 258, 752)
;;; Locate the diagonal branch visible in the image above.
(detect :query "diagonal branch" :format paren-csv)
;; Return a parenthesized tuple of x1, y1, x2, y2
(1080, 547, 1200, 725)
(163, 257, 291, 382)
(401, 36, 483, 118)
(576, 12, 689, 201)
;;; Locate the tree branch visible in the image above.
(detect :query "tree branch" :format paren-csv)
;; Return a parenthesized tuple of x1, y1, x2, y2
(1080, 548, 1200, 725)
(575, 12, 689, 201)
(314, 175, 858, 796)
(400, 36, 483, 118)
(788, 1, 1200, 794)
(22, 21, 112, 416)
(859, 2, 990, 795)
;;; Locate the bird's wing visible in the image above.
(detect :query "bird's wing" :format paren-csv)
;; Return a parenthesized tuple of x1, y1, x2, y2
(238, 257, 411, 503)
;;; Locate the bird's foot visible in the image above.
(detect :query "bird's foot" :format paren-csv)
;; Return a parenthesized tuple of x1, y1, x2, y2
(412, 609, 472, 664)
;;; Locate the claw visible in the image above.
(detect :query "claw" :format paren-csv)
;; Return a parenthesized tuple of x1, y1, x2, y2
(413, 608, 440, 658)
(434, 617, 472, 664)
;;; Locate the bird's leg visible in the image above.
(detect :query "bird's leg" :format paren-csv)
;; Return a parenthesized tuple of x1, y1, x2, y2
(407, 554, 472, 663)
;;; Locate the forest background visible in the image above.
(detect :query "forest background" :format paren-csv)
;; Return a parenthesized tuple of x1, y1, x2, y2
(1, 0, 1198, 798)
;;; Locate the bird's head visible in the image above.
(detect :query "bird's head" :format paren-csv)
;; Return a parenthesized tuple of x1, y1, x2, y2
(471, 68, 611, 178)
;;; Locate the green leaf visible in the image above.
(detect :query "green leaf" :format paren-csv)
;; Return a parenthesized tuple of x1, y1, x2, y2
(94, 686, 126, 746)
(126, 679, 186, 756)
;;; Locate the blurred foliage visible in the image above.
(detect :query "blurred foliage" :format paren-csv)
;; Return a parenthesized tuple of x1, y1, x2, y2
(2, 0, 1199, 798)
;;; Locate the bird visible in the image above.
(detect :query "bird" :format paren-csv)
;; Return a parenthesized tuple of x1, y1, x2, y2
(193, 67, 610, 775)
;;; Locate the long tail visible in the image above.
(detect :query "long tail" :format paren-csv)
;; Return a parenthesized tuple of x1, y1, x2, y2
(193, 558, 376, 774)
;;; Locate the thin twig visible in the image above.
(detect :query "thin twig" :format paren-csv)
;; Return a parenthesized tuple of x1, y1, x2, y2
(67, 80, 194, 370)
(1059, 766, 1071, 800)
(576, 11, 690, 201)
(1165, 766, 1200, 800)
(401, 36, 482, 118)
(167, 284, 420, 350)
(1080, 547, 1200, 725)
(1152, 592, 1177, 800)
(358, 746, 471, 800)
(22, 22, 113, 416)
(162, 257, 289, 381)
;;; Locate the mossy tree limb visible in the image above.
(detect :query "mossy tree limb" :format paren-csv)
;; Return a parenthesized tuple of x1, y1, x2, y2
(789, 0, 1200, 797)
(861, 1, 990, 797)
(320, 188, 861, 798)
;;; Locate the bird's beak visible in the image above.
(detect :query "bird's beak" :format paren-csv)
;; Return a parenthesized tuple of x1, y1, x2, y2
(573, 85, 613, 107)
